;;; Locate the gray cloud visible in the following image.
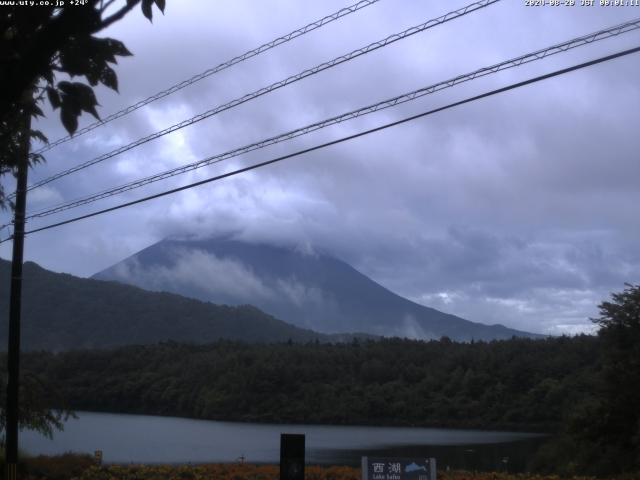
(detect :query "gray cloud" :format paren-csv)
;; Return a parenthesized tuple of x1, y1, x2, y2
(112, 249, 276, 302)
(2, 0, 639, 335)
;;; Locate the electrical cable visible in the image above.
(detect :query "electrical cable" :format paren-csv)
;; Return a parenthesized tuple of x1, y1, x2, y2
(23, 16, 640, 221)
(33, 0, 383, 154)
(2, 44, 635, 244)
(16, 0, 499, 199)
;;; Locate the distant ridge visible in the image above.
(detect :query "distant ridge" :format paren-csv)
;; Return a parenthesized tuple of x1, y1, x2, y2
(93, 237, 542, 341)
(0, 259, 357, 351)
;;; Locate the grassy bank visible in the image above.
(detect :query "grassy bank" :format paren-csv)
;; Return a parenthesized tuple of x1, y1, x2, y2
(71, 464, 640, 480)
(4, 455, 639, 480)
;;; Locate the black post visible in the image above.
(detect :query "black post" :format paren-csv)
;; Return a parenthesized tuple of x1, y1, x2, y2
(280, 433, 305, 480)
(5, 110, 31, 480)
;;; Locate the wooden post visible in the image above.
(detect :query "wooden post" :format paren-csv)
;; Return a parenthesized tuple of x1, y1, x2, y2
(5, 109, 31, 480)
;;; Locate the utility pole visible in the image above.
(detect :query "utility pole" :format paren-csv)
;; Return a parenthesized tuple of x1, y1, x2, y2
(5, 107, 31, 480)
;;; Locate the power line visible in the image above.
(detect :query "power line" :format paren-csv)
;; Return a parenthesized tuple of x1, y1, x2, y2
(23, 17, 640, 221)
(17, 0, 500, 198)
(33, 0, 383, 155)
(5, 44, 637, 243)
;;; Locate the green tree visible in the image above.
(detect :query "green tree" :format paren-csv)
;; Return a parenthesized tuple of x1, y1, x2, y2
(0, 0, 166, 440)
(561, 284, 640, 475)
(591, 283, 640, 471)
(0, 0, 166, 208)
(0, 370, 73, 441)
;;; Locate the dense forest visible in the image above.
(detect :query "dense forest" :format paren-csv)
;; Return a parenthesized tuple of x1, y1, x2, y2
(12, 336, 599, 432)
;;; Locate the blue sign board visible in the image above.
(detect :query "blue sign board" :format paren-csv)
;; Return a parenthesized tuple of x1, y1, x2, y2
(362, 457, 436, 480)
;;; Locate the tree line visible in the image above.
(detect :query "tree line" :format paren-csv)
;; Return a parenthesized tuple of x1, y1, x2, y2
(8, 336, 600, 430)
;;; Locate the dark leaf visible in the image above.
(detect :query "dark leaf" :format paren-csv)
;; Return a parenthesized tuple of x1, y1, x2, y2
(60, 106, 78, 135)
(84, 103, 100, 120)
(57, 81, 74, 95)
(30, 129, 48, 144)
(85, 66, 100, 86)
(58, 83, 85, 116)
(141, 0, 153, 21)
(46, 87, 61, 110)
(63, 99, 82, 116)
(30, 104, 44, 118)
(58, 36, 91, 77)
(58, 82, 97, 107)
(98, 44, 116, 64)
(154, 0, 165, 13)
(88, 103, 101, 120)
(73, 82, 96, 103)
(29, 152, 45, 165)
(104, 38, 132, 58)
(71, 82, 101, 120)
(59, 36, 125, 86)
(100, 66, 118, 92)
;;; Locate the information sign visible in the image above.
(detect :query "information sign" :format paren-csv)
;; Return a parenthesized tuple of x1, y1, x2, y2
(362, 457, 436, 480)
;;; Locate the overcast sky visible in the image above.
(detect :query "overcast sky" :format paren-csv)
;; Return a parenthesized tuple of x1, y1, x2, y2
(2, 0, 639, 335)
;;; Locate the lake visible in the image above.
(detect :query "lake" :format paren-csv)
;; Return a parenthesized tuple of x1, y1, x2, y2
(20, 411, 545, 472)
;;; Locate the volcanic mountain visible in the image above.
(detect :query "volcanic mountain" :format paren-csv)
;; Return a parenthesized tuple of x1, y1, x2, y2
(93, 237, 540, 341)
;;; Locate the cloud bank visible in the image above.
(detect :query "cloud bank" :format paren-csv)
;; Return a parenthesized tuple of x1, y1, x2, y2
(2, 0, 638, 335)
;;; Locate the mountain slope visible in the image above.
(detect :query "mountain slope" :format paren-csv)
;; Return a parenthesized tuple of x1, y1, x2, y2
(0, 259, 334, 351)
(93, 237, 540, 341)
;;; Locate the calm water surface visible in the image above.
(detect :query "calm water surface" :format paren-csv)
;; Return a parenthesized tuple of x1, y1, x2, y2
(20, 412, 545, 471)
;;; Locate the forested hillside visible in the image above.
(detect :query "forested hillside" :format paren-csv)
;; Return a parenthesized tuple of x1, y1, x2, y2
(0, 260, 342, 349)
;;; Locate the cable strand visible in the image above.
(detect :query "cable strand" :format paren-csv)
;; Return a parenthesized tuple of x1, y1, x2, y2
(33, 0, 383, 154)
(23, 16, 640, 220)
(17, 0, 500, 198)
(6, 44, 637, 243)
